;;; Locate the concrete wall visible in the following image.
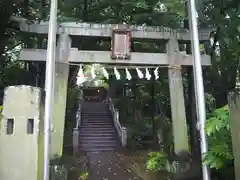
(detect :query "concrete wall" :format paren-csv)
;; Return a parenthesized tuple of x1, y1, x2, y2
(0, 86, 44, 180)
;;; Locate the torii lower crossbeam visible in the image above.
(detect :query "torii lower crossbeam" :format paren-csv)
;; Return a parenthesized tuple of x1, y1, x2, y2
(19, 48, 211, 66)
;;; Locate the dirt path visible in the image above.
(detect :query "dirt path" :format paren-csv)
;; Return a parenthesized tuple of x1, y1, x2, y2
(87, 152, 141, 180)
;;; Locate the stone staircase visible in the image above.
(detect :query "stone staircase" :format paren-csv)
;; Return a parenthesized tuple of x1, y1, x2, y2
(79, 101, 120, 152)
(77, 100, 140, 180)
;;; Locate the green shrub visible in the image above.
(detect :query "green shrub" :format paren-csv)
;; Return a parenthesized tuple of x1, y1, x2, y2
(66, 88, 82, 114)
(147, 104, 233, 174)
(125, 118, 153, 149)
(79, 172, 88, 180)
(147, 152, 178, 174)
(204, 105, 233, 169)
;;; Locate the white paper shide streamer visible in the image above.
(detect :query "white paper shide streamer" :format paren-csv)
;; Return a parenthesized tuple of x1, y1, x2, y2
(76, 65, 86, 86)
(145, 68, 151, 80)
(136, 68, 144, 79)
(102, 67, 109, 79)
(154, 67, 159, 80)
(125, 68, 132, 80)
(91, 65, 96, 79)
(114, 67, 121, 80)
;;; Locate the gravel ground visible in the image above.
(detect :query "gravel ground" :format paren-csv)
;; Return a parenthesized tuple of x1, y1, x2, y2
(87, 152, 141, 180)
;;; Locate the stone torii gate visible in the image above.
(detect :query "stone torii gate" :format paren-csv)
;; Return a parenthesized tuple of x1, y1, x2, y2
(19, 21, 212, 157)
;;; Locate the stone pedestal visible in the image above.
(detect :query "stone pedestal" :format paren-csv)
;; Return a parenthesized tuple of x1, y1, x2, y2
(0, 85, 45, 180)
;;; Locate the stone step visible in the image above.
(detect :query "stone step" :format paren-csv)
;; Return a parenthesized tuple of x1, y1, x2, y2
(81, 121, 111, 124)
(82, 119, 110, 122)
(82, 121, 111, 124)
(83, 102, 108, 105)
(80, 129, 115, 134)
(82, 105, 108, 108)
(82, 110, 109, 112)
(80, 122, 112, 125)
(80, 125, 113, 128)
(81, 119, 110, 121)
(80, 126, 113, 130)
(81, 123, 112, 126)
(81, 116, 110, 118)
(80, 143, 118, 148)
(82, 109, 109, 110)
(82, 109, 108, 111)
(83, 110, 109, 112)
(82, 108, 108, 110)
(80, 146, 118, 151)
(80, 139, 117, 144)
(81, 123, 113, 127)
(80, 123, 113, 129)
(79, 147, 117, 152)
(81, 118, 110, 120)
(83, 103, 108, 105)
(83, 105, 108, 107)
(81, 115, 110, 118)
(80, 125, 114, 128)
(81, 117, 110, 120)
(83, 105, 108, 108)
(81, 119, 110, 122)
(82, 113, 109, 115)
(79, 128, 115, 132)
(82, 114, 109, 116)
(81, 121, 112, 124)
(79, 132, 115, 136)
(82, 119, 110, 121)
(80, 128, 115, 133)
(83, 107, 108, 109)
(80, 136, 117, 140)
(81, 113, 109, 116)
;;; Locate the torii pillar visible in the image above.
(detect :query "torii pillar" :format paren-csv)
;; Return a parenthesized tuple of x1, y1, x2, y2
(228, 91, 240, 180)
(167, 38, 189, 154)
(50, 33, 71, 157)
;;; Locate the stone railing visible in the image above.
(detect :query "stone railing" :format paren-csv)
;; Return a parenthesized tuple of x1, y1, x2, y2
(73, 94, 84, 153)
(107, 98, 127, 147)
